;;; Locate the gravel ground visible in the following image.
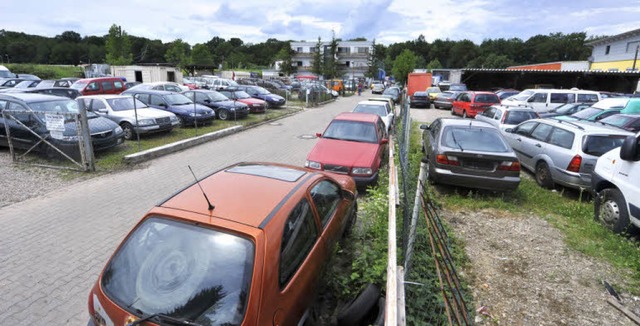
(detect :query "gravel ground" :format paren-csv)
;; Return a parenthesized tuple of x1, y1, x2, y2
(443, 208, 640, 325)
(0, 150, 88, 208)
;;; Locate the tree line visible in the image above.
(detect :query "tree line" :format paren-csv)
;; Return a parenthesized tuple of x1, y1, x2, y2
(0, 25, 601, 83)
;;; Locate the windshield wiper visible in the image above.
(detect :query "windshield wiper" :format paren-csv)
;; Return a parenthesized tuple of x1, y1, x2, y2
(129, 312, 202, 326)
(450, 132, 464, 151)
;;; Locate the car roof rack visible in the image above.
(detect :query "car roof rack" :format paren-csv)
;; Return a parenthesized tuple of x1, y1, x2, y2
(547, 118, 585, 130)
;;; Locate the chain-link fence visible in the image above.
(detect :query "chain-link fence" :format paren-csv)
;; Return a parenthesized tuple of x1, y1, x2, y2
(394, 90, 473, 325)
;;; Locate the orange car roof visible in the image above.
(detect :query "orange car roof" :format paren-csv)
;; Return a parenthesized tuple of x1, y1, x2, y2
(159, 163, 317, 229)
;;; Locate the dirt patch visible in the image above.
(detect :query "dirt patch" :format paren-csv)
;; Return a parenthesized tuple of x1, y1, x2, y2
(443, 208, 640, 325)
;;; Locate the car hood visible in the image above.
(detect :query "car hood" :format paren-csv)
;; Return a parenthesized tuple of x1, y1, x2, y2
(114, 108, 174, 119)
(213, 100, 248, 109)
(171, 103, 212, 114)
(308, 138, 379, 167)
(62, 116, 118, 135)
(236, 98, 265, 105)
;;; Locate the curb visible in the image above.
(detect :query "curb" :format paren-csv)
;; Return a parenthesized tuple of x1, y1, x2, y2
(122, 107, 304, 165)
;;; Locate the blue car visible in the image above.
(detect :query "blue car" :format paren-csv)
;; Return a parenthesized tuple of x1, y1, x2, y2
(232, 85, 286, 108)
(182, 89, 250, 120)
(121, 89, 215, 126)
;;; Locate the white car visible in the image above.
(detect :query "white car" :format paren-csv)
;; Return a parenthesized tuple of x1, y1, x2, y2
(126, 82, 189, 92)
(475, 105, 539, 133)
(352, 100, 394, 133)
(592, 131, 640, 233)
(371, 81, 385, 94)
(78, 95, 180, 140)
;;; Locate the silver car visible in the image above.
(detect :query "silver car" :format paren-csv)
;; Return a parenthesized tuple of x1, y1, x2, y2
(475, 105, 539, 133)
(420, 117, 521, 192)
(503, 118, 633, 192)
(78, 95, 180, 140)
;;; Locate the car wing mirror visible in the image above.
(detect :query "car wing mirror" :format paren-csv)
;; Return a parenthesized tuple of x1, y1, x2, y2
(381, 138, 389, 145)
(419, 124, 429, 130)
(97, 108, 107, 113)
(315, 132, 322, 138)
(505, 128, 513, 133)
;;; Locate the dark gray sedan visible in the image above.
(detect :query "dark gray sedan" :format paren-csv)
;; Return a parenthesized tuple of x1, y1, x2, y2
(420, 117, 521, 191)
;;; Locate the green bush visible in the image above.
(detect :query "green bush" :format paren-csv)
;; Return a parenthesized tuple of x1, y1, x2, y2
(6, 64, 84, 79)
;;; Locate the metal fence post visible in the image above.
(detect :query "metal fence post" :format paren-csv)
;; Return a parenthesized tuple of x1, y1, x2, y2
(77, 102, 95, 172)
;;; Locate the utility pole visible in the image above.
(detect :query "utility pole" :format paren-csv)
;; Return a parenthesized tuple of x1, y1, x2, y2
(633, 44, 639, 71)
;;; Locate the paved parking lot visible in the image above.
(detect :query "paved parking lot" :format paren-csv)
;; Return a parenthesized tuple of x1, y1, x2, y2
(0, 94, 364, 324)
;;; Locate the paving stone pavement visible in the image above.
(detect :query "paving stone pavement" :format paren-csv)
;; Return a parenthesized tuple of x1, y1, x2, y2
(0, 93, 368, 325)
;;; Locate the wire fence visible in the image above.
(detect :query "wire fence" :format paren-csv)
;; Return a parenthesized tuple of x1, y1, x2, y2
(394, 89, 473, 325)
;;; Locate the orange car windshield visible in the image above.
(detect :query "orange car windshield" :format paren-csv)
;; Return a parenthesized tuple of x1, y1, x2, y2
(101, 216, 254, 325)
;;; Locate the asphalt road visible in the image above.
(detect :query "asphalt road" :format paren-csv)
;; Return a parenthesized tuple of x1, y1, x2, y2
(0, 94, 366, 325)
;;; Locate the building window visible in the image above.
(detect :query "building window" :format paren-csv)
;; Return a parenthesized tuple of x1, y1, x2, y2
(605, 45, 610, 55)
(297, 61, 303, 67)
(338, 47, 350, 54)
(357, 47, 369, 54)
(296, 47, 303, 53)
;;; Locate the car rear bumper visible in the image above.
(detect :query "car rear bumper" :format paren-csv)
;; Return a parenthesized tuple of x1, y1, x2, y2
(432, 167, 520, 191)
(411, 99, 430, 107)
(553, 168, 592, 192)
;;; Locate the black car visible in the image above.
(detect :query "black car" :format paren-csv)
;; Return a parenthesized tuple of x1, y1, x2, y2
(23, 87, 82, 99)
(0, 93, 124, 158)
(182, 89, 250, 120)
(381, 87, 401, 104)
(230, 85, 286, 108)
(121, 89, 215, 126)
(410, 91, 430, 108)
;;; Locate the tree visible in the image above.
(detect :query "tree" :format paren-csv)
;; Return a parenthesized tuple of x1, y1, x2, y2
(448, 40, 478, 68)
(323, 31, 339, 78)
(105, 24, 133, 65)
(277, 43, 297, 76)
(426, 58, 443, 70)
(56, 31, 81, 43)
(165, 38, 190, 68)
(191, 44, 214, 65)
(311, 37, 323, 76)
(392, 49, 417, 85)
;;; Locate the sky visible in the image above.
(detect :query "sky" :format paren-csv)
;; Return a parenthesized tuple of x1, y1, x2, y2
(2, 0, 640, 46)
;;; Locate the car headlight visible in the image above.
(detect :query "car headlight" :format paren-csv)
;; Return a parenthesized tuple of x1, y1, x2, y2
(135, 119, 154, 126)
(114, 126, 124, 134)
(189, 112, 199, 117)
(305, 160, 321, 170)
(352, 167, 373, 175)
(169, 115, 179, 122)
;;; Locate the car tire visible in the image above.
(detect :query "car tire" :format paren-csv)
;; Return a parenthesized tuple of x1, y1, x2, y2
(595, 188, 630, 234)
(218, 109, 230, 121)
(121, 122, 135, 140)
(451, 107, 455, 116)
(462, 110, 468, 119)
(337, 283, 381, 326)
(535, 161, 554, 189)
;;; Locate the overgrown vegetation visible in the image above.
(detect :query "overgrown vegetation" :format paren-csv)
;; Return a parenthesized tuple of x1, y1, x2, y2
(6, 63, 84, 79)
(434, 173, 640, 292)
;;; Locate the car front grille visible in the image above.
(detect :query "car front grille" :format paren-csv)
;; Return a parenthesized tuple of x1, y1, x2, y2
(91, 130, 113, 139)
(324, 164, 349, 174)
(156, 117, 171, 124)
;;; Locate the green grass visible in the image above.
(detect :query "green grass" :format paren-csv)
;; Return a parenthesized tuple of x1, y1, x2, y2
(426, 134, 640, 293)
(5, 63, 84, 79)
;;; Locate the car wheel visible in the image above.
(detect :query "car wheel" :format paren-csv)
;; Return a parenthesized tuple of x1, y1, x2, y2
(595, 188, 630, 233)
(176, 116, 185, 127)
(337, 284, 381, 326)
(121, 122, 135, 140)
(535, 161, 554, 189)
(450, 107, 455, 115)
(462, 110, 468, 119)
(218, 109, 229, 121)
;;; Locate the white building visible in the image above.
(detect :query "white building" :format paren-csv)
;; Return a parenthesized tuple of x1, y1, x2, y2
(110, 64, 184, 84)
(291, 41, 372, 78)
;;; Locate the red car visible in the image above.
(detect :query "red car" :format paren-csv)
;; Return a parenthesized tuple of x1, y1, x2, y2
(218, 89, 267, 113)
(305, 112, 388, 187)
(452, 91, 500, 118)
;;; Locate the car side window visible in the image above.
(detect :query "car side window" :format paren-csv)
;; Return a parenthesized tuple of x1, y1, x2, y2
(279, 198, 318, 288)
(494, 109, 503, 121)
(531, 123, 553, 141)
(7, 102, 33, 123)
(101, 82, 113, 91)
(195, 93, 208, 102)
(548, 128, 574, 149)
(550, 93, 570, 104)
(92, 100, 106, 111)
(134, 94, 150, 104)
(430, 120, 441, 137)
(114, 81, 124, 89)
(530, 93, 547, 103)
(310, 180, 341, 228)
(482, 107, 495, 118)
(87, 82, 99, 91)
(514, 121, 537, 136)
(150, 95, 165, 106)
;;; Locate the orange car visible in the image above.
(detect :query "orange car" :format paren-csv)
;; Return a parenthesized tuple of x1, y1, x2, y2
(87, 162, 357, 326)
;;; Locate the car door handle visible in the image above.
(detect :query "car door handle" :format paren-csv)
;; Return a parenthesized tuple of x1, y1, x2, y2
(535, 143, 542, 148)
(516, 137, 522, 142)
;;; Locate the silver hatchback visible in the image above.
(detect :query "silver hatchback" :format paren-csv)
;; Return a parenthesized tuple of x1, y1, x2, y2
(503, 118, 633, 192)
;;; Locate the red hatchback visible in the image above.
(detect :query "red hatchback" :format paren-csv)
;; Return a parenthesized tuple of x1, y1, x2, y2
(218, 89, 267, 113)
(305, 112, 388, 187)
(452, 91, 500, 118)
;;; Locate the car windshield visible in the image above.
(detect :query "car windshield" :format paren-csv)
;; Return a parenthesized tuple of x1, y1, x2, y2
(504, 110, 537, 125)
(449, 84, 467, 91)
(234, 91, 251, 99)
(29, 99, 79, 114)
(511, 90, 534, 101)
(600, 115, 636, 128)
(553, 103, 577, 114)
(207, 91, 230, 102)
(253, 87, 270, 95)
(583, 135, 627, 156)
(106, 97, 149, 111)
(323, 120, 378, 143)
(571, 107, 602, 119)
(383, 88, 398, 96)
(165, 94, 193, 105)
(353, 104, 387, 117)
(443, 127, 510, 152)
(101, 217, 254, 326)
(14, 81, 37, 88)
(69, 81, 87, 90)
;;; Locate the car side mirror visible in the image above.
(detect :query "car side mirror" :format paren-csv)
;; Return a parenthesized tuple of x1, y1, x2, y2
(620, 135, 640, 161)
(419, 124, 429, 130)
(315, 132, 322, 138)
(159, 103, 167, 107)
(204, 99, 211, 103)
(505, 128, 514, 133)
(381, 138, 389, 145)
(97, 108, 107, 113)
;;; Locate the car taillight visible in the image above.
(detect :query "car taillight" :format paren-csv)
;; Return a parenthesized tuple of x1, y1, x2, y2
(498, 161, 521, 171)
(567, 155, 582, 172)
(436, 154, 460, 166)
